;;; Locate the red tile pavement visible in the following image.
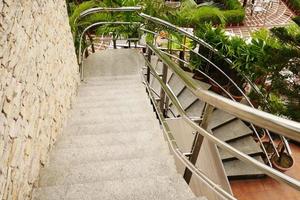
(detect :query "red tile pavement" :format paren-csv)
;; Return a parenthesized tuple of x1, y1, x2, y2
(226, 0, 294, 38)
(230, 143, 300, 200)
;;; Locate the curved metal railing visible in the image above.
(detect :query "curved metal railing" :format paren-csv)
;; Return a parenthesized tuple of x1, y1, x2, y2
(139, 15, 286, 159)
(75, 6, 300, 198)
(139, 27, 280, 164)
(78, 21, 141, 80)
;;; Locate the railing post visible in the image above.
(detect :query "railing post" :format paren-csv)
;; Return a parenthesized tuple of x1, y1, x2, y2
(183, 103, 215, 184)
(113, 32, 117, 49)
(146, 47, 152, 83)
(179, 35, 186, 68)
(159, 63, 168, 112)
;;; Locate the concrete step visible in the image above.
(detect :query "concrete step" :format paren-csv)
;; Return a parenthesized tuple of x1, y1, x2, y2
(64, 119, 161, 136)
(168, 74, 186, 96)
(70, 104, 155, 119)
(185, 72, 211, 90)
(150, 76, 161, 97)
(33, 175, 196, 200)
(68, 111, 158, 126)
(80, 80, 142, 89)
(84, 74, 141, 82)
(75, 93, 152, 105)
(74, 97, 151, 109)
(77, 86, 145, 97)
(79, 80, 143, 88)
(212, 119, 253, 142)
(170, 88, 198, 116)
(223, 156, 265, 179)
(55, 130, 166, 150)
(208, 109, 236, 129)
(219, 136, 263, 161)
(185, 100, 206, 118)
(48, 142, 170, 167)
(39, 156, 176, 187)
(82, 76, 141, 85)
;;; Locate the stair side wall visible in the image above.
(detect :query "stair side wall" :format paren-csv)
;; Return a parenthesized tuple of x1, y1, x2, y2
(0, 1, 79, 199)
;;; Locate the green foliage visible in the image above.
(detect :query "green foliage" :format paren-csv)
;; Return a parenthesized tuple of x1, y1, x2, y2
(223, 9, 245, 24)
(267, 93, 286, 116)
(192, 23, 300, 121)
(288, 0, 300, 12)
(175, 0, 245, 27)
(216, 0, 243, 10)
(293, 16, 300, 26)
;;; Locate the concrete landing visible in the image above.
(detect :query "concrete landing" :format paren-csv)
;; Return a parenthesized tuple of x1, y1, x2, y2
(83, 49, 144, 77)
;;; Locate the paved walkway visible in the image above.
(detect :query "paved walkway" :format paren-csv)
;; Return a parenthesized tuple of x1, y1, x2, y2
(226, 0, 294, 38)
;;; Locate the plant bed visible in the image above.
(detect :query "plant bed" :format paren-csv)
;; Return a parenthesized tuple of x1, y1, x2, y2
(271, 152, 294, 172)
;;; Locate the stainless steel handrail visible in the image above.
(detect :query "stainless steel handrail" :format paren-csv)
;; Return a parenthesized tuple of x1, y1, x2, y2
(142, 59, 236, 200)
(147, 43, 300, 143)
(74, 6, 142, 27)
(145, 44, 300, 191)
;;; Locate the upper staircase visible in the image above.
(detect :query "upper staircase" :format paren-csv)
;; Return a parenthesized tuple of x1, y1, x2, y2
(32, 49, 207, 200)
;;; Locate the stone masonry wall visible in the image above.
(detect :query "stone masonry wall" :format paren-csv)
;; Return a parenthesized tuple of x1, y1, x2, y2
(0, 1, 79, 199)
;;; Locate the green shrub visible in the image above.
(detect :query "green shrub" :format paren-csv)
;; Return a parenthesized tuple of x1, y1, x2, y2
(223, 9, 245, 24)
(214, 0, 243, 9)
(288, 0, 300, 12)
(191, 7, 226, 25)
(176, 0, 245, 26)
(292, 16, 300, 26)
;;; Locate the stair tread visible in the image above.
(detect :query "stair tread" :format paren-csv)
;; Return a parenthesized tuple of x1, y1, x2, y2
(170, 87, 198, 116)
(70, 105, 155, 119)
(168, 74, 186, 96)
(39, 156, 177, 187)
(150, 77, 161, 97)
(48, 142, 170, 167)
(219, 136, 263, 160)
(74, 97, 151, 108)
(223, 156, 265, 178)
(64, 120, 161, 136)
(208, 109, 236, 129)
(186, 72, 211, 90)
(185, 100, 206, 117)
(68, 112, 158, 126)
(212, 119, 253, 142)
(55, 130, 165, 149)
(33, 175, 196, 200)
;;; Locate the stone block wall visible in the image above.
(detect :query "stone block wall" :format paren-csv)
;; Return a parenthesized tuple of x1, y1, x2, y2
(0, 1, 79, 199)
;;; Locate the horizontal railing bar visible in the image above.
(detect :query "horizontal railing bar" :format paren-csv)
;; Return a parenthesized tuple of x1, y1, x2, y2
(144, 46, 300, 191)
(148, 43, 300, 143)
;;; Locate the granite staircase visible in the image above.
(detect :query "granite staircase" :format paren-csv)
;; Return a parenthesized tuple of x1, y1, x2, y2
(150, 57, 265, 179)
(32, 49, 207, 200)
